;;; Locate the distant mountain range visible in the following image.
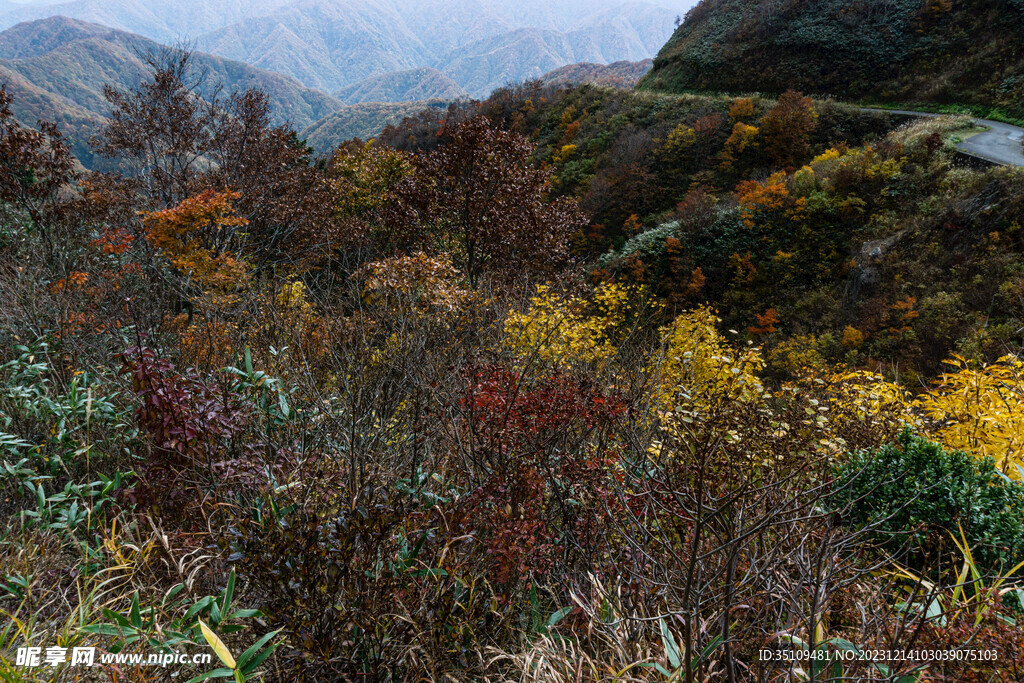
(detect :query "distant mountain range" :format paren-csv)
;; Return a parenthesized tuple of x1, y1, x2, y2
(193, 0, 679, 96)
(0, 16, 343, 164)
(0, 0, 295, 44)
(0, 1, 690, 165)
(0, 0, 693, 97)
(333, 67, 467, 105)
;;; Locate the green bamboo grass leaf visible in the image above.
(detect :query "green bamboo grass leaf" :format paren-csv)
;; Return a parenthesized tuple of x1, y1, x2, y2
(545, 607, 572, 630)
(237, 630, 279, 669)
(186, 668, 235, 683)
(660, 618, 681, 670)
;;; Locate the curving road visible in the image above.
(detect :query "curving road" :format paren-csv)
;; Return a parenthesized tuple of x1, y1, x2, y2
(957, 119, 1024, 167)
(866, 108, 1024, 167)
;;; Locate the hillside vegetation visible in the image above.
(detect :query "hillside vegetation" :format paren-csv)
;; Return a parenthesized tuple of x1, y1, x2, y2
(539, 59, 653, 88)
(641, 0, 1024, 120)
(3, 20, 1024, 683)
(300, 99, 453, 153)
(382, 83, 1024, 379)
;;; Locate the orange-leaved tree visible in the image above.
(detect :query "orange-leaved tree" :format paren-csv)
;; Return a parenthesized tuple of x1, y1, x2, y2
(736, 172, 807, 230)
(143, 189, 249, 297)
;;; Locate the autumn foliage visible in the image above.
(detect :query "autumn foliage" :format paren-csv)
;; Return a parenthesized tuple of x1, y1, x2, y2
(143, 190, 250, 294)
(3, 52, 1024, 683)
(388, 115, 586, 285)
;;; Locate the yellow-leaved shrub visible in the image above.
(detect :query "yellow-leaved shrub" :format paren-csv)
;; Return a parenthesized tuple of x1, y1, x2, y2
(503, 282, 644, 370)
(809, 370, 917, 455)
(917, 354, 1024, 478)
(654, 306, 764, 408)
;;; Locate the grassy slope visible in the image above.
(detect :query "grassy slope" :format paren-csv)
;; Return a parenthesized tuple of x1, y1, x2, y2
(640, 0, 1024, 120)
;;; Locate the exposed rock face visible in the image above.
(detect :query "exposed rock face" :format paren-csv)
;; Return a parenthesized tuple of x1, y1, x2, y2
(845, 230, 907, 304)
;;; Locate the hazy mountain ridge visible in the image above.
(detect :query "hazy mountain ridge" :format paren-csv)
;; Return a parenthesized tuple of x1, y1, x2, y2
(0, 0, 693, 99)
(0, 0, 294, 42)
(196, 1, 430, 93)
(0, 16, 344, 163)
(195, 0, 682, 96)
(333, 67, 467, 104)
(0, 0, 695, 43)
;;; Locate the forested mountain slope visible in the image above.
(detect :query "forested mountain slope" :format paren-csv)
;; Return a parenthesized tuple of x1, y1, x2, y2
(539, 59, 653, 88)
(641, 0, 1024, 120)
(332, 67, 468, 104)
(299, 99, 451, 152)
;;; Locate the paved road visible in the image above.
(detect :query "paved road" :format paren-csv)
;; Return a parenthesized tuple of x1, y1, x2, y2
(959, 119, 1024, 167)
(867, 108, 1024, 167)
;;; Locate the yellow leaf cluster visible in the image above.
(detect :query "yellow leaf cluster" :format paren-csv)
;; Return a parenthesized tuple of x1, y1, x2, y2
(824, 370, 913, 423)
(552, 143, 578, 164)
(811, 145, 904, 187)
(773, 369, 916, 457)
(664, 124, 697, 154)
(329, 142, 413, 218)
(812, 148, 844, 164)
(277, 280, 312, 312)
(719, 122, 760, 169)
(917, 355, 1024, 478)
(767, 333, 825, 375)
(655, 306, 764, 408)
(503, 282, 644, 369)
(257, 279, 332, 369)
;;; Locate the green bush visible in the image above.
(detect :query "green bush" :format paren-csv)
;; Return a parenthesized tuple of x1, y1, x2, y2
(833, 431, 1024, 575)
